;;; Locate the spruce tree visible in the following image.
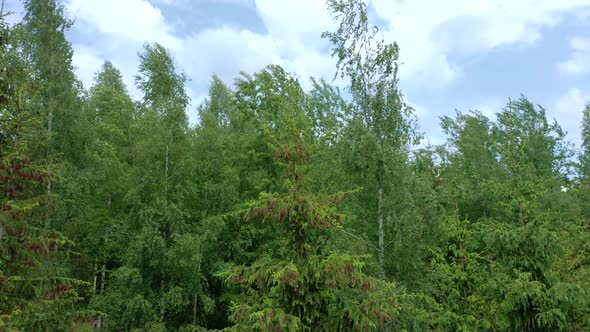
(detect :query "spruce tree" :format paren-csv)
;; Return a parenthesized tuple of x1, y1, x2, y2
(21, 0, 86, 163)
(224, 70, 399, 331)
(0, 11, 92, 330)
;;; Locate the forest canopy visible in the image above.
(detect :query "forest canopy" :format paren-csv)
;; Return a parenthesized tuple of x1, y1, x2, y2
(1, 0, 589, 331)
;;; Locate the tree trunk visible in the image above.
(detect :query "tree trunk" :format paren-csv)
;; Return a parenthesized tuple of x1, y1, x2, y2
(160, 279, 165, 321)
(165, 144, 169, 195)
(100, 263, 106, 293)
(192, 294, 198, 326)
(47, 109, 52, 195)
(128, 124, 135, 166)
(96, 263, 106, 330)
(377, 186, 385, 280)
(47, 109, 53, 137)
(93, 260, 98, 294)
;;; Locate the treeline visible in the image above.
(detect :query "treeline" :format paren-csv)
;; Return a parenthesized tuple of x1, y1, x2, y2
(1, 0, 589, 331)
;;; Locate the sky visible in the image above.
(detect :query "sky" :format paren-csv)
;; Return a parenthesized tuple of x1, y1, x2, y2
(4, 0, 590, 149)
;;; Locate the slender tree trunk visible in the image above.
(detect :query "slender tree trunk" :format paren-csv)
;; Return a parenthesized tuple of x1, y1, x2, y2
(192, 294, 198, 326)
(47, 108, 53, 195)
(93, 260, 98, 294)
(100, 263, 106, 293)
(96, 263, 106, 330)
(377, 185, 385, 280)
(127, 124, 135, 166)
(160, 144, 169, 322)
(47, 109, 53, 137)
(160, 279, 165, 321)
(165, 144, 169, 194)
(391, 214, 401, 276)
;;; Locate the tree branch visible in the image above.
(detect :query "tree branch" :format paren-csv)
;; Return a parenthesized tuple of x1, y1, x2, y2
(384, 239, 395, 249)
(339, 228, 379, 252)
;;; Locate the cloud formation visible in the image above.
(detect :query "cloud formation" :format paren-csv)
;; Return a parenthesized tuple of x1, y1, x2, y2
(559, 36, 590, 75)
(176, 0, 338, 90)
(52, 0, 590, 143)
(68, 0, 181, 50)
(553, 87, 588, 147)
(64, 0, 590, 92)
(372, 0, 590, 90)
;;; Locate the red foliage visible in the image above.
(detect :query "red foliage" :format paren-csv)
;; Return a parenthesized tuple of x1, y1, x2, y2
(0, 157, 55, 269)
(43, 282, 73, 300)
(0, 158, 47, 201)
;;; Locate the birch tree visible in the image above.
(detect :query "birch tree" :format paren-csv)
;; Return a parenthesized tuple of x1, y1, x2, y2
(322, 0, 419, 280)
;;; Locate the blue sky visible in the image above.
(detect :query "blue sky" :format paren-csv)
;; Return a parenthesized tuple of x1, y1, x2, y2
(5, 0, 590, 149)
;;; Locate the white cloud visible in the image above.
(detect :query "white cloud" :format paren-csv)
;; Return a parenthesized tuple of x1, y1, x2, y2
(176, 26, 339, 96)
(58, 0, 590, 128)
(72, 46, 104, 89)
(64, 0, 590, 95)
(255, 0, 334, 43)
(67, 0, 181, 50)
(65, 0, 340, 105)
(174, 0, 340, 94)
(558, 36, 590, 75)
(460, 97, 504, 121)
(177, 27, 281, 85)
(372, 0, 590, 90)
(248, 0, 339, 82)
(64, 0, 186, 101)
(553, 87, 588, 147)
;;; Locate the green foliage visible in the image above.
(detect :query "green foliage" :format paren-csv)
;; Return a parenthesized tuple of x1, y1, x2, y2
(3, 1, 590, 331)
(412, 96, 589, 332)
(85, 43, 213, 331)
(322, 0, 425, 285)
(228, 255, 398, 332)
(0, 155, 90, 330)
(224, 72, 400, 331)
(424, 214, 502, 331)
(440, 110, 503, 219)
(0, 12, 92, 329)
(21, 0, 87, 162)
(493, 96, 571, 182)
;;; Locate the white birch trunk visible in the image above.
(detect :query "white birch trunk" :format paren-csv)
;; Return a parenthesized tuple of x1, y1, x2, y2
(93, 260, 98, 294)
(377, 186, 385, 280)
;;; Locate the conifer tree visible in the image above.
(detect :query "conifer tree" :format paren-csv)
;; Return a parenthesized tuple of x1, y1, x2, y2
(21, 0, 86, 163)
(0, 11, 92, 330)
(224, 70, 399, 332)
